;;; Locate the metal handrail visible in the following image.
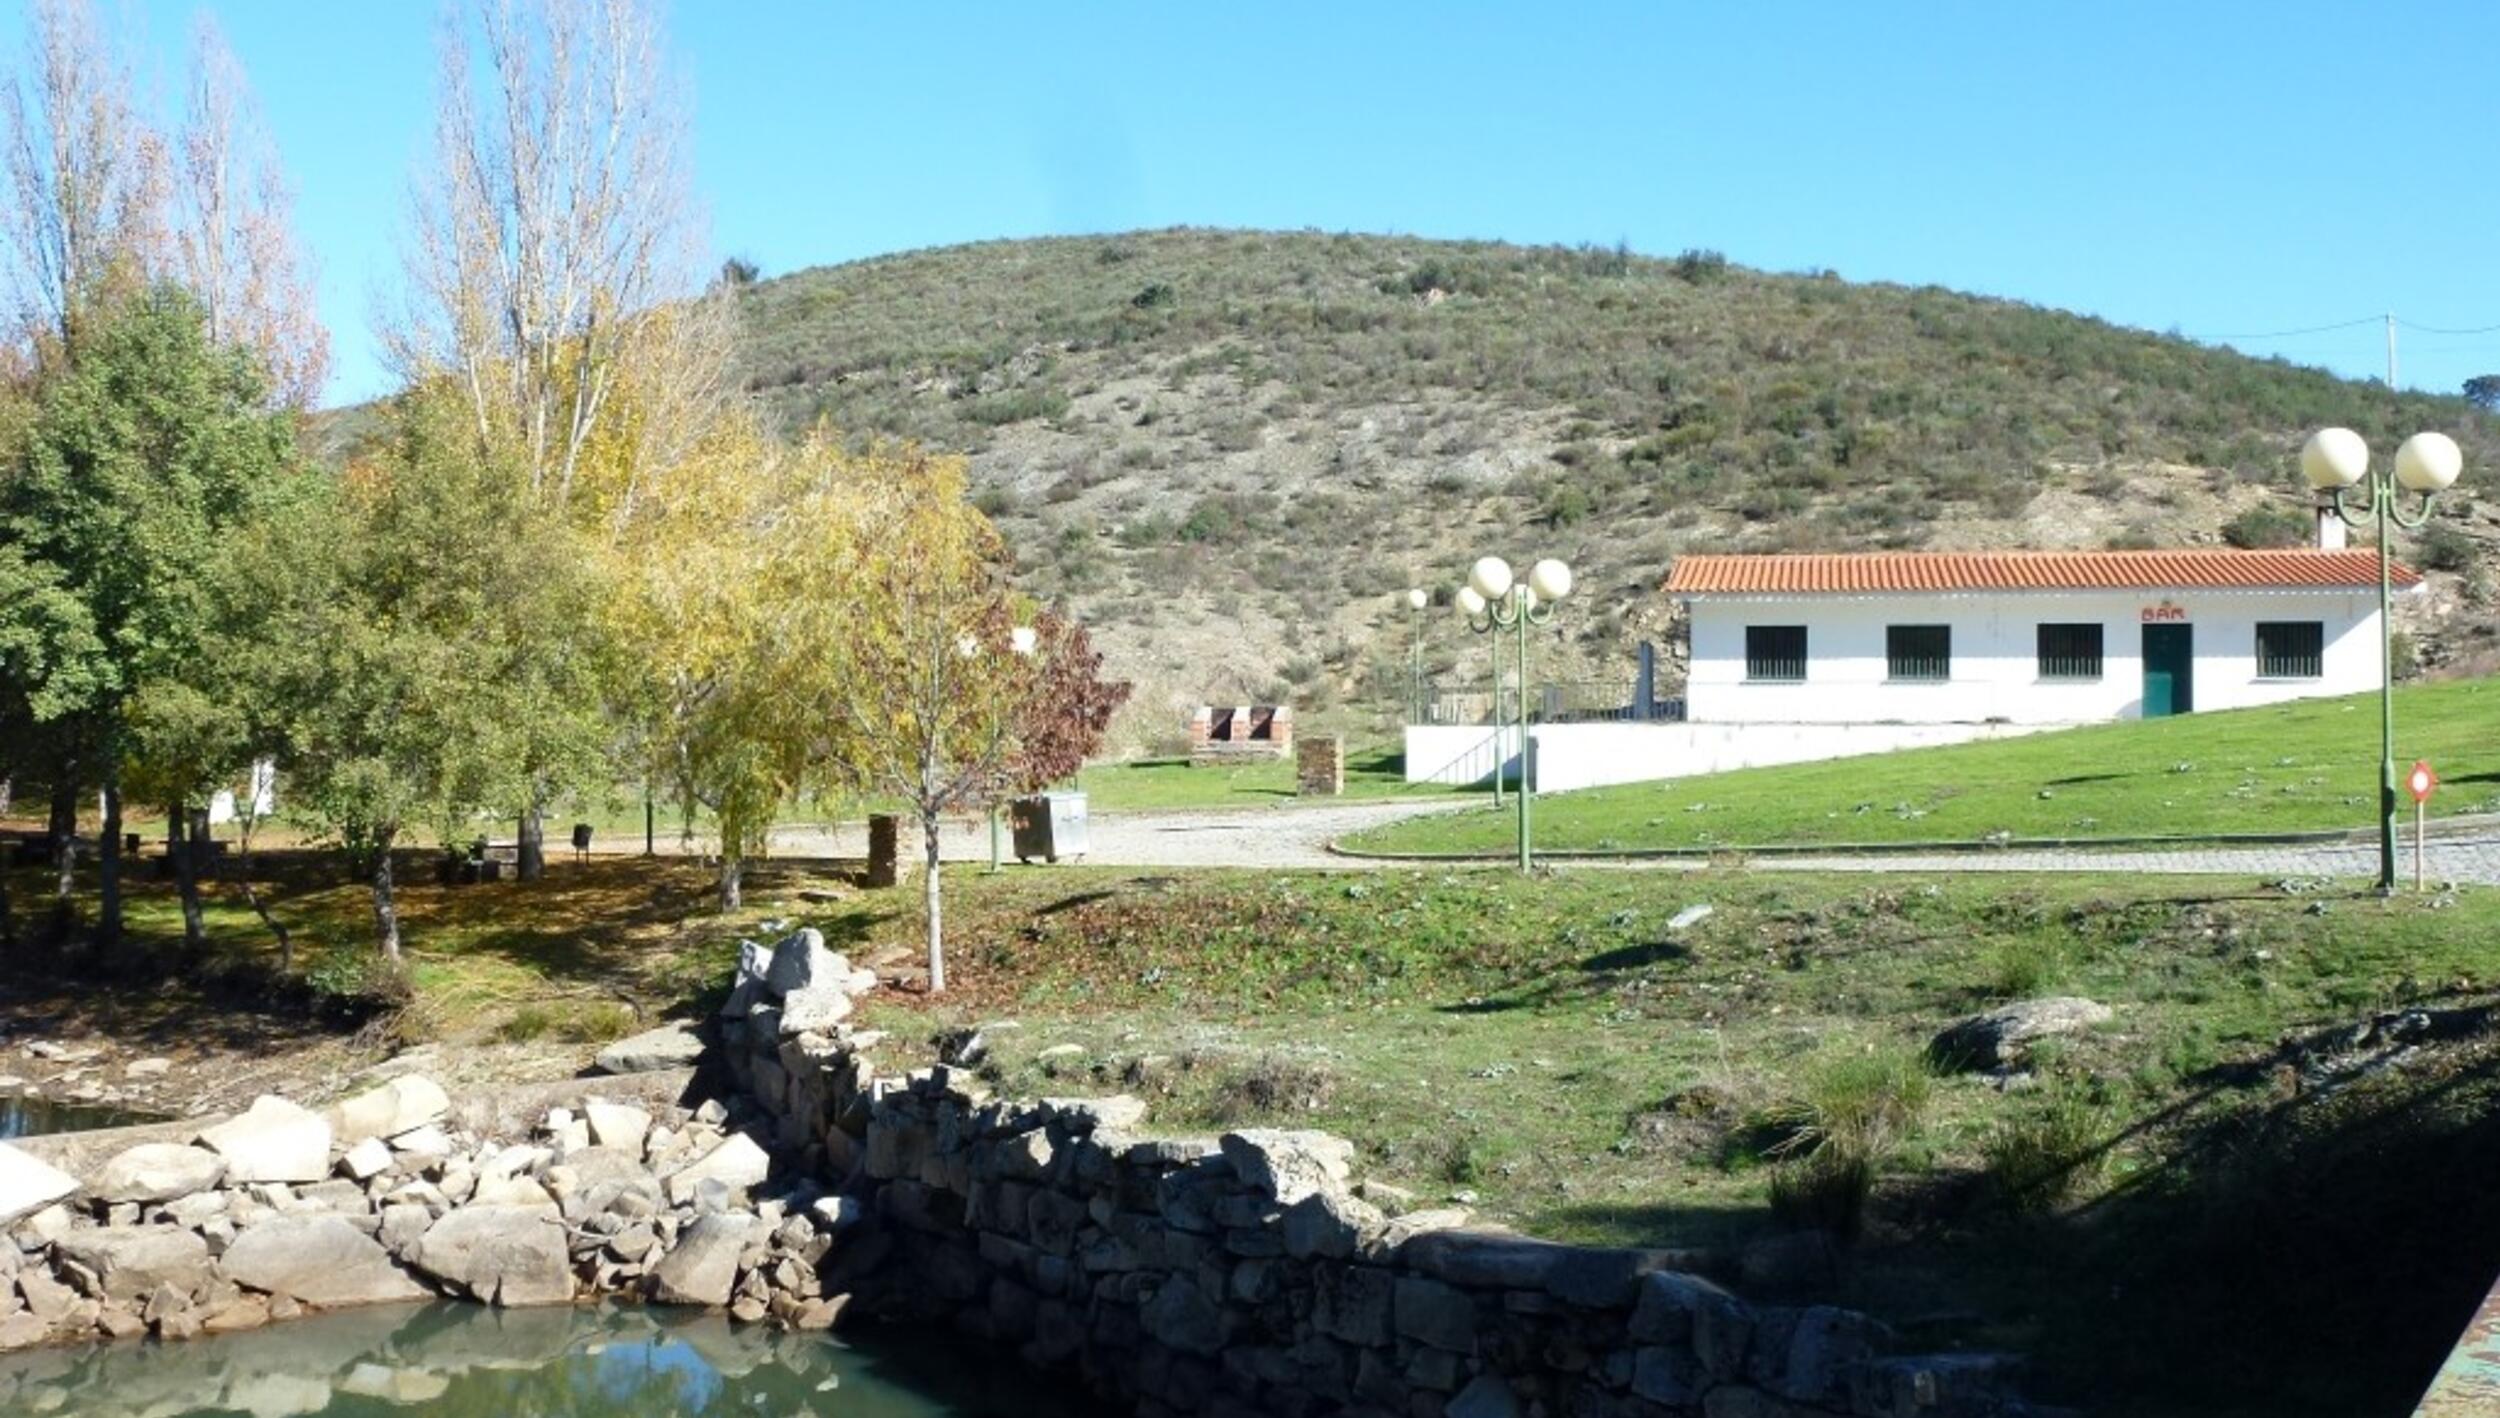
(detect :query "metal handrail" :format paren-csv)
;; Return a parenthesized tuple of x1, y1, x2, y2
(1416, 681, 1684, 726)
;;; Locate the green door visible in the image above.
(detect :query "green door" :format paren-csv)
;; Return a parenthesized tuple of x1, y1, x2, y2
(2142, 623, 2194, 717)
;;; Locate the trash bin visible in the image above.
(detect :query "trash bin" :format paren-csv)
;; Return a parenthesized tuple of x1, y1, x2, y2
(1010, 791, 1089, 864)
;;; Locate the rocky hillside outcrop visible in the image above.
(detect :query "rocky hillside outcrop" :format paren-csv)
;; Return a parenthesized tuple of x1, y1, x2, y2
(721, 230, 2500, 744)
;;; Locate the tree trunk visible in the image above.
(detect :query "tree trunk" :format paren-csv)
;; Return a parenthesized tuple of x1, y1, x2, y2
(170, 799, 206, 956)
(97, 774, 122, 952)
(47, 776, 76, 920)
(718, 851, 741, 911)
(517, 803, 546, 881)
(923, 813, 945, 994)
(371, 829, 401, 961)
(232, 816, 291, 974)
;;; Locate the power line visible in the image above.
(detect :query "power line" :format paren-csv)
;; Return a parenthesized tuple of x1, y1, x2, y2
(2191, 315, 2382, 343)
(2396, 316, 2500, 336)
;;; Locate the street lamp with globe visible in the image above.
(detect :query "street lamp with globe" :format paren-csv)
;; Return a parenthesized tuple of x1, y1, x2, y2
(2301, 427, 2464, 895)
(1404, 587, 1428, 723)
(1457, 555, 1573, 870)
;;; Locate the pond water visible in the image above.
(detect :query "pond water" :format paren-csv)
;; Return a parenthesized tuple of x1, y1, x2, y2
(0, 1300, 1082, 1417)
(0, 1093, 157, 1139)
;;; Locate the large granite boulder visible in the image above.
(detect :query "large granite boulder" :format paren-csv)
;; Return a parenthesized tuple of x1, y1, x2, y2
(1220, 1129, 1357, 1205)
(0, 1141, 79, 1227)
(1930, 997, 2114, 1071)
(89, 1143, 226, 1204)
(330, 1075, 450, 1144)
(594, 1022, 705, 1075)
(217, 1214, 429, 1307)
(404, 1204, 574, 1307)
(583, 1100, 652, 1154)
(649, 1213, 757, 1307)
(53, 1226, 211, 1303)
(197, 1096, 332, 1184)
(662, 1133, 770, 1205)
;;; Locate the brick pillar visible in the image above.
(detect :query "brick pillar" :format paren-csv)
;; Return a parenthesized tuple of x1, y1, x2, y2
(1297, 734, 1344, 796)
(866, 813, 904, 888)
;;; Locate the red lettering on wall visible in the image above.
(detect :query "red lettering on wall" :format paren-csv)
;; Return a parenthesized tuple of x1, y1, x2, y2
(2139, 603, 2187, 623)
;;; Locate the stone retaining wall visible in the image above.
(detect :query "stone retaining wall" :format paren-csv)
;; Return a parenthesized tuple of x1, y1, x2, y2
(718, 933, 2039, 1418)
(0, 934, 888, 1356)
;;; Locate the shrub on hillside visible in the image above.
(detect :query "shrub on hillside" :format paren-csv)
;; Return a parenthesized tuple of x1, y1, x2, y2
(2417, 521, 2477, 573)
(2222, 503, 2311, 549)
(1981, 1077, 2110, 1213)
(1757, 1046, 1933, 1243)
(1672, 248, 1729, 284)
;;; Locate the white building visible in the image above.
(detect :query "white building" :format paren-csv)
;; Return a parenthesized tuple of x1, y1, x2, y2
(1404, 547, 2416, 794)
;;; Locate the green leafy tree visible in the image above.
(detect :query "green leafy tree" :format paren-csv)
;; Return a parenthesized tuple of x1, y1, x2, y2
(258, 386, 615, 959)
(0, 285, 299, 954)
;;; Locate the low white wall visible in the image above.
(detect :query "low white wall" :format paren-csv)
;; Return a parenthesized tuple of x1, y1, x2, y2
(1402, 724, 1522, 786)
(1524, 720, 2062, 795)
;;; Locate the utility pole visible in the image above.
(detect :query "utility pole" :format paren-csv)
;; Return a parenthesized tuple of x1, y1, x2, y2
(2386, 313, 2398, 391)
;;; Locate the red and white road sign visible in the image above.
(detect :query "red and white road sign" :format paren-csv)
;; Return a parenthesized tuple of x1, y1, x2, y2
(2408, 759, 2439, 804)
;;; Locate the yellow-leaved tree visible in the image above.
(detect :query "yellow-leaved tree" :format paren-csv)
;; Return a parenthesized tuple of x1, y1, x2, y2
(831, 447, 1127, 994)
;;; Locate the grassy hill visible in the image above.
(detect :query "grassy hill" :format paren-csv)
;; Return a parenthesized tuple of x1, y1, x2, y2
(1349, 675, 2500, 854)
(738, 230, 2498, 747)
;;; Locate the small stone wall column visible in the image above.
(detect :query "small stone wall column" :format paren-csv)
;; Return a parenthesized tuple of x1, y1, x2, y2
(865, 814, 903, 888)
(1297, 734, 1344, 796)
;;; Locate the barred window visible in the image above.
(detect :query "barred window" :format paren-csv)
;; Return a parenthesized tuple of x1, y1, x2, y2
(1887, 625, 1951, 682)
(2037, 623, 2104, 681)
(2256, 621, 2324, 678)
(1745, 625, 1807, 682)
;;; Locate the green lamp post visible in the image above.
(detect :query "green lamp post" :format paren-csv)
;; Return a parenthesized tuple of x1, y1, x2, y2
(1404, 587, 1428, 724)
(1457, 554, 1574, 871)
(2300, 426, 2464, 896)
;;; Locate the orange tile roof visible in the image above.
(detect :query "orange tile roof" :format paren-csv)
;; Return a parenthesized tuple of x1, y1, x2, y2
(1663, 549, 2420, 595)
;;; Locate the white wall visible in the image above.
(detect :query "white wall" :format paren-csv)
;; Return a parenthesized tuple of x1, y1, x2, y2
(1685, 588, 2385, 725)
(1525, 721, 2054, 794)
(1403, 724, 1522, 786)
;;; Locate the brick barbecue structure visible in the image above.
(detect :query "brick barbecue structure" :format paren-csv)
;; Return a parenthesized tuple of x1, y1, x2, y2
(1188, 703, 1292, 763)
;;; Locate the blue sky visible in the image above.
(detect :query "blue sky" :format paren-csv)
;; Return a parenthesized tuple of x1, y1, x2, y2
(115, 0, 2500, 409)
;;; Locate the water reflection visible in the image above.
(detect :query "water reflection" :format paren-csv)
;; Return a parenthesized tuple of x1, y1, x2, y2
(0, 1094, 157, 1139)
(0, 1300, 1077, 1417)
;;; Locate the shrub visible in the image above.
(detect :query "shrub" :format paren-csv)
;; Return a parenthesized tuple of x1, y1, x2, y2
(2221, 503, 2310, 549)
(1206, 1054, 1334, 1124)
(1672, 248, 1730, 284)
(1757, 1045, 1933, 1242)
(1980, 1079, 2110, 1212)
(2417, 521, 2477, 573)
(2391, 631, 2420, 681)
(1982, 935, 2075, 998)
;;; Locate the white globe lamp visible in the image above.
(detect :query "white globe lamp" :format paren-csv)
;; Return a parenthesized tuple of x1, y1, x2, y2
(2394, 431, 2463, 493)
(1529, 558, 1573, 602)
(2302, 427, 2370, 491)
(1468, 556, 1513, 602)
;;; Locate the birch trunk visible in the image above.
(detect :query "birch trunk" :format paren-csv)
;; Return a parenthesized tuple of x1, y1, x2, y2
(371, 829, 401, 960)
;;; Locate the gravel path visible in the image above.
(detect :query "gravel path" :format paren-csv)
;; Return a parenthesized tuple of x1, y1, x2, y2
(1753, 834, 2500, 885)
(759, 802, 2500, 884)
(768, 800, 1470, 870)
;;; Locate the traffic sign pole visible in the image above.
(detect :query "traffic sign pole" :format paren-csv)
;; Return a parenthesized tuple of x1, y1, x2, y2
(2406, 760, 2439, 893)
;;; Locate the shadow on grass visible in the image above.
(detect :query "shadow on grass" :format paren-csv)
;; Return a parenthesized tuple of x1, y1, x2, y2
(2001, 1035, 2500, 1417)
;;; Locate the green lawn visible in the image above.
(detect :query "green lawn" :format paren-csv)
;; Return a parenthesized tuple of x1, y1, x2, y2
(23, 853, 2500, 1416)
(1347, 676, 2500, 855)
(857, 865, 2500, 1418)
(1072, 741, 1466, 811)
